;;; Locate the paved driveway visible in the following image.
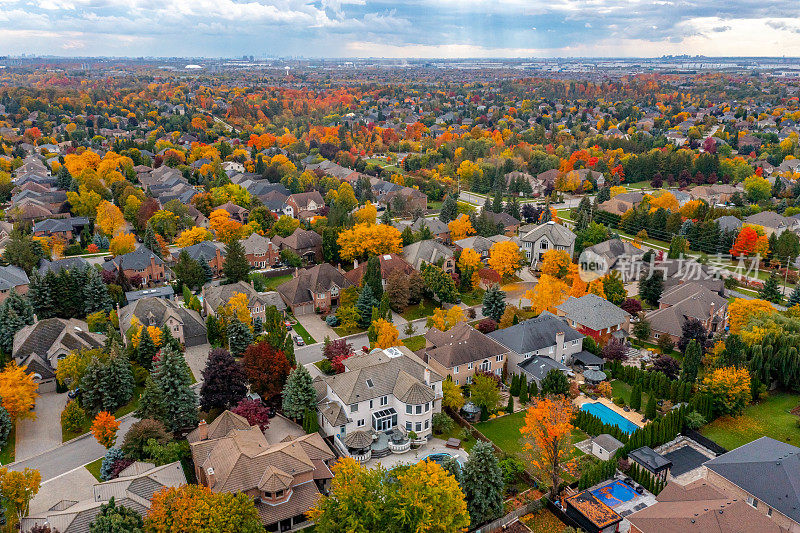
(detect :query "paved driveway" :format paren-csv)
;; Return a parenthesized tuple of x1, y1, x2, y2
(294, 314, 339, 344)
(184, 343, 212, 381)
(16, 392, 68, 462)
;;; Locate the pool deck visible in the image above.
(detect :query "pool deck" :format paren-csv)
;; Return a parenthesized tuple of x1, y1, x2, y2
(364, 437, 469, 469)
(574, 395, 645, 428)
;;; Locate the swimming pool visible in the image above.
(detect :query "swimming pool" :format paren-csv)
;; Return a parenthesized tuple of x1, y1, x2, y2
(591, 480, 638, 508)
(580, 402, 640, 434)
(420, 452, 464, 467)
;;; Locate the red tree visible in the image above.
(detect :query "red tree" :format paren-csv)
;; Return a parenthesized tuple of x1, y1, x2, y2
(231, 398, 271, 430)
(730, 226, 758, 258)
(242, 341, 291, 400)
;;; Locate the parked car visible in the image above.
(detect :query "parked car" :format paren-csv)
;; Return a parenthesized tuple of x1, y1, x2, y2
(67, 388, 81, 399)
(294, 335, 305, 346)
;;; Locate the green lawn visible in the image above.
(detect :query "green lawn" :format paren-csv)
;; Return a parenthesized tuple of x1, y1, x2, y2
(402, 334, 426, 352)
(0, 425, 15, 465)
(62, 386, 144, 442)
(701, 392, 800, 450)
(459, 288, 485, 307)
(610, 379, 649, 410)
(85, 457, 103, 481)
(427, 200, 443, 211)
(474, 410, 527, 455)
(261, 274, 292, 291)
(293, 322, 316, 345)
(333, 324, 365, 337)
(401, 297, 438, 321)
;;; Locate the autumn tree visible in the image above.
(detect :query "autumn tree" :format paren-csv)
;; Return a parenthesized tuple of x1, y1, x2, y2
(96, 200, 125, 237)
(488, 241, 523, 280)
(701, 366, 751, 417)
(210, 209, 243, 243)
(520, 396, 575, 498)
(0, 467, 41, 527)
(176, 226, 212, 247)
(448, 214, 475, 241)
(242, 340, 291, 401)
(429, 306, 465, 332)
(337, 223, 403, 261)
(373, 318, 400, 349)
(309, 457, 469, 533)
(109, 233, 136, 257)
(145, 485, 262, 533)
(91, 411, 121, 449)
(601, 270, 626, 305)
(199, 348, 247, 412)
(231, 398, 271, 430)
(443, 378, 465, 410)
(0, 362, 39, 421)
(353, 201, 378, 224)
(730, 226, 768, 258)
(728, 298, 774, 333)
(470, 373, 500, 413)
(540, 249, 572, 279)
(457, 247, 482, 291)
(385, 268, 410, 312)
(526, 274, 568, 315)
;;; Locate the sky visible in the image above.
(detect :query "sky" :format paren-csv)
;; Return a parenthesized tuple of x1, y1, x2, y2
(2, 0, 800, 58)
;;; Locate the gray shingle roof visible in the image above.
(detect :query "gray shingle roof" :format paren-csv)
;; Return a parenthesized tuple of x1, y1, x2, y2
(487, 312, 583, 354)
(0, 265, 29, 291)
(704, 437, 800, 524)
(402, 239, 454, 269)
(518, 355, 570, 380)
(425, 322, 509, 369)
(555, 294, 630, 331)
(520, 221, 576, 248)
(102, 246, 164, 272)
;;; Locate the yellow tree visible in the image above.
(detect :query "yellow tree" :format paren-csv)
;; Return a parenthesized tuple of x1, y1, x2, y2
(540, 249, 572, 279)
(525, 275, 568, 315)
(354, 201, 378, 224)
(488, 241, 524, 280)
(520, 396, 575, 498)
(0, 467, 41, 526)
(210, 209, 243, 244)
(648, 191, 678, 212)
(728, 298, 774, 334)
(442, 379, 465, 410)
(429, 306, 465, 331)
(109, 233, 136, 256)
(91, 411, 121, 449)
(338, 223, 402, 261)
(458, 247, 482, 288)
(567, 263, 587, 297)
(448, 214, 475, 241)
(0, 362, 39, 421)
(219, 293, 253, 332)
(701, 367, 751, 416)
(176, 226, 213, 247)
(373, 319, 400, 349)
(587, 279, 606, 298)
(95, 200, 125, 236)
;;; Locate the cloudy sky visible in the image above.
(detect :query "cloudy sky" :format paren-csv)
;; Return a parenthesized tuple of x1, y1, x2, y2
(2, 0, 800, 58)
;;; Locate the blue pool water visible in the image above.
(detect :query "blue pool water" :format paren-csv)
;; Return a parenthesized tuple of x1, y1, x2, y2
(420, 453, 464, 467)
(580, 402, 639, 434)
(591, 480, 638, 508)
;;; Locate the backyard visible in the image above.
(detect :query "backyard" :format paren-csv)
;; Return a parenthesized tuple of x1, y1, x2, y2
(401, 297, 438, 321)
(474, 410, 589, 461)
(700, 392, 800, 450)
(402, 334, 426, 352)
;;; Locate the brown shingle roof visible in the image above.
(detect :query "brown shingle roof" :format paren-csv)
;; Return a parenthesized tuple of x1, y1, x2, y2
(424, 322, 508, 370)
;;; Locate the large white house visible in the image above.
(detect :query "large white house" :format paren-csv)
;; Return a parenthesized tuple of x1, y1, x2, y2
(520, 221, 576, 266)
(314, 346, 444, 446)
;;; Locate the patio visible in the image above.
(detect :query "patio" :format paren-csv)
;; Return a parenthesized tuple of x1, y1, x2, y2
(365, 437, 469, 470)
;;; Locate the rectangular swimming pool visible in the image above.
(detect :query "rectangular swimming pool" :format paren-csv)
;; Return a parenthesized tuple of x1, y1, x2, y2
(580, 402, 640, 434)
(591, 480, 638, 508)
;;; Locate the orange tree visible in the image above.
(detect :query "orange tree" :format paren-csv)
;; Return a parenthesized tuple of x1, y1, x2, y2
(448, 214, 475, 241)
(728, 298, 774, 334)
(373, 319, 400, 349)
(488, 241, 524, 280)
(540, 249, 572, 279)
(525, 274, 568, 315)
(91, 411, 121, 448)
(145, 484, 262, 532)
(0, 362, 39, 421)
(337, 223, 402, 261)
(520, 395, 575, 498)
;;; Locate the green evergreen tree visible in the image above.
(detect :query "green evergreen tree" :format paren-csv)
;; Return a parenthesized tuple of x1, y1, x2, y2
(135, 375, 166, 423)
(103, 344, 135, 413)
(206, 314, 221, 346)
(356, 285, 377, 329)
(27, 270, 56, 319)
(200, 259, 213, 284)
(528, 379, 538, 398)
(788, 285, 800, 308)
(154, 344, 198, 432)
(645, 394, 657, 420)
(282, 365, 317, 419)
(143, 224, 161, 258)
(482, 284, 506, 322)
(439, 194, 458, 223)
(227, 316, 253, 358)
(518, 376, 529, 403)
(630, 384, 642, 411)
(222, 238, 250, 283)
(759, 272, 783, 304)
(681, 340, 702, 383)
(462, 441, 504, 527)
(0, 292, 34, 354)
(262, 306, 295, 365)
(84, 267, 113, 315)
(136, 326, 158, 370)
(362, 255, 384, 300)
(302, 408, 320, 433)
(79, 357, 107, 415)
(89, 496, 144, 533)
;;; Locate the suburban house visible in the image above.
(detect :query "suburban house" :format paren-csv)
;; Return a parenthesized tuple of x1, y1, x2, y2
(744, 211, 799, 236)
(702, 437, 800, 532)
(240, 232, 280, 268)
(453, 235, 494, 259)
(645, 282, 728, 345)
(101, 246, 169, 285)
(487, 312, 588, 386)
(272, 228, 323, 263)
(628, 479, 789, 533)
(344, 253, 415, 288)
(0, 264, 29, 303)
(22, 461, 187, 533)
(217, 201, 249, 224)
(716, 215, 743, 233)
(555, 293, 631, 342)
(629, 446, 673, 481)
(38, 257, 90, 275)
(314, 346, 443, 446)
(286, 191, 325, 220)
(118, 296, 207, 348)
(581, 239, 645, 282)
(13, 318, 105, 392)
(520, 221, 577, 266)
(277, 263, 353, 315)
(484, 211, 521, 235)
(422, 322, 511, 385)
(598, 191, 645, 216)
(403, 239, 456, 273)
(402, 218, 451, 243)
(202, 280, 286, 323)
(174, 241, 226, 277)
(689, 184, 740, 205)
(187, 411, 335, 532)
(32, 216, 89, 240)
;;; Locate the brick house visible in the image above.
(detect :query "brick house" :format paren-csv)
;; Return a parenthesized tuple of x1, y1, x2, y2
(240, 233, 280, 268)
(101, 246, 169, 285)
(285, 191, 325, 220)
(277, 263, 353, 315)
(173, 241, 226, 277)
(0, 265, 29, 304)
(645, 282, 728, 345)
(201, 280, 286, 323)
(344, 253, 415, 288)
(555, 293, 631, 344)
(272, 228, 323, 263)
(423, 322, 511, 386)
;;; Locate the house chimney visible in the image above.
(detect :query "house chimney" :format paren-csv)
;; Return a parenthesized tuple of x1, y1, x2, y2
(353, 259, 359, 268)
(250, 278, 255, 289)
(197, 419, 208, 441)
(424, 367, 430, 385)
(294, 267, 299, 278)
(206, 467, 216, 488)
